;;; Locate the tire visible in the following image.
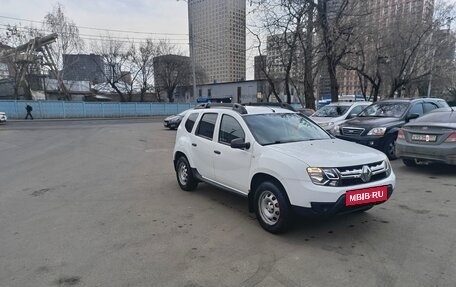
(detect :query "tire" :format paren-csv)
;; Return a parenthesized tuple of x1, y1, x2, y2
(384, 137, 397, 160)
(175, 156, 198, 191)
(254, 181, 292, 234)
(402, 158, 418, 167)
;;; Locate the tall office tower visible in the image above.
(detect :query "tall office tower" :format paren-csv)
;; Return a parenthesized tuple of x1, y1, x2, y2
(188, 0, 246, 84)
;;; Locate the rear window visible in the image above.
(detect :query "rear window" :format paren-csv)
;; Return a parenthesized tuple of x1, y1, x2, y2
(196, 113, 218, 139)
(185, 113, 199, 133)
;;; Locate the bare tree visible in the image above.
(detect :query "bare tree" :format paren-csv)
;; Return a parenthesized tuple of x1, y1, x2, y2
(316, 0, 363, 102)
(92, 36, 131, 102)
(250, 0, 321, 106)
(43, 3, 83, 100)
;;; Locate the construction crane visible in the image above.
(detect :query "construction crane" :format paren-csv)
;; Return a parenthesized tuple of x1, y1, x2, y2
(0, 33, 70, 100)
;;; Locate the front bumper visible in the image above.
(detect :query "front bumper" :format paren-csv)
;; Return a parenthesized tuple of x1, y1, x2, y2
(397, 141, 456, 165)
(292, 184, 394, 217)
(0, 116, 7, 122)
(164, 121, 179, 128)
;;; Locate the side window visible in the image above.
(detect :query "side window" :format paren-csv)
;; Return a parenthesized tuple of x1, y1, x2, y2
(196, 113, 218, 140)
(185, 113, 199, 133)
(423, 102, 439, 113)
(219, 115, 245, 145)
(348, 105, 364, 117)
(409, 103, 424, 116)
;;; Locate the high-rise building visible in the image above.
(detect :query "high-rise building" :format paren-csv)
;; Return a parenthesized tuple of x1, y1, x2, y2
(188, 0, 246, 84)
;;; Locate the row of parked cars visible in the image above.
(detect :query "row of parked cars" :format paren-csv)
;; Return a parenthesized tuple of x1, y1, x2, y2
(309, 98, 453, 166)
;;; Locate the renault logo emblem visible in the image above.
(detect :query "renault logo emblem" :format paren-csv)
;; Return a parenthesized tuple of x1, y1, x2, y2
(360, 165, 372, 182)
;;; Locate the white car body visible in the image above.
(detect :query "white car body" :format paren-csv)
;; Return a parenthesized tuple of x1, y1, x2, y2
(311, 102, 371, 132)
(173, 105, 395, 233)
(0, 112, 7, 123)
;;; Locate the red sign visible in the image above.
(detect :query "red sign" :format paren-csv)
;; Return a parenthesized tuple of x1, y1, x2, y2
(346, 186, 388, 206)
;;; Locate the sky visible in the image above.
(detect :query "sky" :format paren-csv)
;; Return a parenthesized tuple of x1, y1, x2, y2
(0, 0, 257, 79)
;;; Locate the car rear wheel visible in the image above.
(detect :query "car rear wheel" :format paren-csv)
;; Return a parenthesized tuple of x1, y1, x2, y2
(402, 158, 418, 167)
(175, 156, 198, 191)
(254, 181, 292, 234)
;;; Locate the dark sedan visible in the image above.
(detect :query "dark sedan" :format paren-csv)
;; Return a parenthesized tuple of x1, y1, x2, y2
(164, 109, 193, 130)
(397, 108, 456, 166)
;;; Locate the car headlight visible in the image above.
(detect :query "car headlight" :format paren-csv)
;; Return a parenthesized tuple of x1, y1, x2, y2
(169, 116, 181, 122)
(384, 159, 392, 177)
(367, 127, 386, 136)
(319, 122, 334, 128)
(332, 125, 341, 135)
(307, 167, 340, 186)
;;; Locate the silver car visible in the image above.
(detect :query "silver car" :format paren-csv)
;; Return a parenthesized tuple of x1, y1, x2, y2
(310, 102, 370, 132)
(396, 107, 456, 166)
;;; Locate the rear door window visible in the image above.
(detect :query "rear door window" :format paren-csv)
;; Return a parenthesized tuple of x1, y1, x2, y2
(185, 113, 199, 133)
(196, 113, 218, 140)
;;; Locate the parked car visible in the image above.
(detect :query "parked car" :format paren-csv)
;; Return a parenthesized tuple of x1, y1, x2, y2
(397, 107, 456, 166)
(310, 102, 371, 132)
(0, 112, 7, 123)
(163, 109, 193, 130)
(334, 98, 449, 159)
(173, 103, 395, 233)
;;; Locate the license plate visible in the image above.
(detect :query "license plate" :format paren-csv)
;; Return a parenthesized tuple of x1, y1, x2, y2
(411, 134, 437, 142)
(346, 186, 388, 206)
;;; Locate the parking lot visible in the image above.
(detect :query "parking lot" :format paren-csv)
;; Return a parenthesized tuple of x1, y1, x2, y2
(0, 119, 455, 287)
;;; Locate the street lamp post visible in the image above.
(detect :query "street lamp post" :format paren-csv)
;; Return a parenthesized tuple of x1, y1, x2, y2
(178, 0, 198, 100)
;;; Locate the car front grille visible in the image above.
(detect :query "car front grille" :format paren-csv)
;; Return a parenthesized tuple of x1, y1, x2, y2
(335, 161, 388, 187)
(341, 127, 365, 136)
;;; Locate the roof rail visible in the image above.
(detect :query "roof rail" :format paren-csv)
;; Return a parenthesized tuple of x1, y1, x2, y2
(243, 102, 297, 112)
(195, 103, 248, 115)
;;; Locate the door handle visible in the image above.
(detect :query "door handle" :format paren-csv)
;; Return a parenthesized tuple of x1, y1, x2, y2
(214, 150, 221, 155)
(192, 143, 197, 147)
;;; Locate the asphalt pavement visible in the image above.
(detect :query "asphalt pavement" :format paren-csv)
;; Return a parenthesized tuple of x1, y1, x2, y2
(0, 120, 455, 287)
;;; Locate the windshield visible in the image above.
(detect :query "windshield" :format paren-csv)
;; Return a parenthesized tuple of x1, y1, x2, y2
(244, 113, 331, 146)
(313, 105, 350, 117)
(359, 102, 409, 118)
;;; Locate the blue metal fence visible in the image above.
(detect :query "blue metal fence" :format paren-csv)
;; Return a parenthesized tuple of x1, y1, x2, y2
(0, 101, 195, 119)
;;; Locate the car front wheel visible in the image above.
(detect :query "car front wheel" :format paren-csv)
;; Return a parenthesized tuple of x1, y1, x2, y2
(254, 181, 292, 234)
(175, 156, 198, 191)
(384, 138, 397, 160)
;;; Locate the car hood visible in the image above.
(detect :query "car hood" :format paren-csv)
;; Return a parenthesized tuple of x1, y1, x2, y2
(0, 112, 5, 115)
(265, 139, 386, 167)
(311, 116, 344, 124)
(341, 116, 403, 128)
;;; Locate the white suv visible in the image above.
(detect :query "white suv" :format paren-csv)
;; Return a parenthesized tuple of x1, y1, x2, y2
(173, 104, 396, 233)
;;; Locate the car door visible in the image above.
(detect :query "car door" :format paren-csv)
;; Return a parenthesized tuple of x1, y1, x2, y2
(190, 112, 219, 181)
(212, 113, 253, 194)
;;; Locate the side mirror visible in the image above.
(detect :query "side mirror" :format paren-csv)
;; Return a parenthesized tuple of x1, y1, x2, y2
(347, 113, 358, 119)
(230, 138, 251, 150)
(406, 113, 420, 121)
